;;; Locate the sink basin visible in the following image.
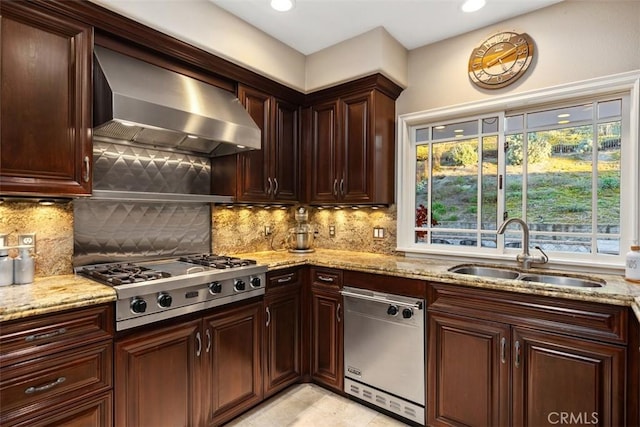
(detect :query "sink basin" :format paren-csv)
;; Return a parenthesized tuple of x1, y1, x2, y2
(448, 265, 520, 280)
(519, 274, 604, 288)
(449, 264, 605, 288)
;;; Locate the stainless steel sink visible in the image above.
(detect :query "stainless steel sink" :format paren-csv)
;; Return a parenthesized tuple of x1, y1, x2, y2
(448, 265, 520, 280)
(519, 274, 604, 288)
(449, 264, 605, 288)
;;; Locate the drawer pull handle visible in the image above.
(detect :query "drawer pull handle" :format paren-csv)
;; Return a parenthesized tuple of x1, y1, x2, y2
(196, 331, 202, 357)
(266, 307, 271, 327)
(515, 340, 521, 368)
(25, 328, 67, 342)
(317, 275, 335, 283)
(277, 276, 293, 284)
(25, 376, 66, 394)
(500, 337, 507, 364)
(205, 329, 211, 353)
(337, 303, 341, 323)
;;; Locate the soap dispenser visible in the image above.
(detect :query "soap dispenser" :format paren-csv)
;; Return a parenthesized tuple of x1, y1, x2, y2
(626, 244, 640, 283)
(0, 234, 13, 286)
(14, 246, 34, 285)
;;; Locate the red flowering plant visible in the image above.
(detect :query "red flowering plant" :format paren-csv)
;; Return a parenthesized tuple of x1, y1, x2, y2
(415, 204, 438, 239)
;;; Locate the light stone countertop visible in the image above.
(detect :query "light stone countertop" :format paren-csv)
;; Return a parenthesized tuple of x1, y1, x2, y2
(1, 249, 639, 323)
(0, 275, 116, 323)
(234, 249, 640, 318)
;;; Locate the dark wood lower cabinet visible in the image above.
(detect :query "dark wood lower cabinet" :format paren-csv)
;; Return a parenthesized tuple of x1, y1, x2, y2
(204, 302, 263, 426)
(428, 283, 630, 427)
(512, 327, 625, 427)
(115, 320, 200, 427)
(263, 276, 302, 397)
(428, 312, 510, 427)
(310, 281, 343, 392)
(114, 300, 262, 427)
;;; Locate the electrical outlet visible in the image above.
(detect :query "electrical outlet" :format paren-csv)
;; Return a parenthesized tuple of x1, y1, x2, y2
(373, 227, 385, 239)
(329, 225, 336, 237)
(264, 225, 272, 236)
(18, 233, 36, 247)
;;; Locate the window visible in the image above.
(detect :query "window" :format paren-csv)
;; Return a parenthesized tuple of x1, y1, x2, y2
(397, 73, 640, 269)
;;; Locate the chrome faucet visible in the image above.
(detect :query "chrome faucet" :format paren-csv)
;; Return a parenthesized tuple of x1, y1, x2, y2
(497, 217, 548, 269)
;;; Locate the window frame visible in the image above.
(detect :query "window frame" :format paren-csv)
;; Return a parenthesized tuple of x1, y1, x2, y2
(396, 72, 640, 272)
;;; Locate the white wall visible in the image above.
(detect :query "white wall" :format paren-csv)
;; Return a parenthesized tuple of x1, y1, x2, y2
(305, 27, 408, 91)
(397, 0, 640, 115)
(90, 0, 307, 91)
(89, 0, 408, 93)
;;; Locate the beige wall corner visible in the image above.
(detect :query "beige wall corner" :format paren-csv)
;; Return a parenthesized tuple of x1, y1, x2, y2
(305, 26, 408, 92)
(397, 0, 640, 115)
(90, 0, 307, 91)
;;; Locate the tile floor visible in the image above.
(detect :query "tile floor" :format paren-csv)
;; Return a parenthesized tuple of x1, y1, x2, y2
(223, 383, 410, 427)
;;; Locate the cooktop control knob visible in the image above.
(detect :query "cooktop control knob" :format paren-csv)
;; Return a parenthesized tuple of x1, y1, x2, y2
(387, 305, 399, 316)
(234, 279, 246, 291)
(131, 298, 147, 314)
(250, 276, 262, 288)
(209, 282, 222, 294)
(402, 308, 413, 319)
(157, 293, 172, 308)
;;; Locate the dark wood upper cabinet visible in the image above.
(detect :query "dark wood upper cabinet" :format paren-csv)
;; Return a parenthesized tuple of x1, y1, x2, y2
(0, 2, 92, 197)
(234, 84, 299, 203)
(304, 74, 402, 205)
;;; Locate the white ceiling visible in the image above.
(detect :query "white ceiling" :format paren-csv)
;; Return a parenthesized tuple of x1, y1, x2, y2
(208, 0, 563, 55)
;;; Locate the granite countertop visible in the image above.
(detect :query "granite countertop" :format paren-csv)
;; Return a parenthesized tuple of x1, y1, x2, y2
(1, 249, 639, 323)
(0, 275, 116, 323)
(234, 249, 640, 320)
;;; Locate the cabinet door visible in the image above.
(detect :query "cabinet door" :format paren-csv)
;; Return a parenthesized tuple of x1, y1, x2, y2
(114, 320, 201, 427)
(310, 285, 343, 391)
(512, 327, 625, 427)
(340, 92, 372, 203)
(309, 100, 340, 203)
(272, 99, 299, 202)
(428, 312, 510, 427)
(264, 284, 302, 397)
(203, 301, 263, 426)
(237, 85, 271, 202)
(0, 3, 92, 196)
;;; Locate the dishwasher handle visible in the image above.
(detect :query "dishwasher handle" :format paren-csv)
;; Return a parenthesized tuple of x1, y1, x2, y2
(340, 289, 423, 310)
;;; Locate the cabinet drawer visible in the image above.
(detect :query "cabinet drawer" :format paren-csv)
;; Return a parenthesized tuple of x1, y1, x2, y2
(267, 269, 300, 290)
(0, 341, 112, 422)
(5, 390, 113, 427)
(0, 304, 113, 367)
(311, 268, 342, 289)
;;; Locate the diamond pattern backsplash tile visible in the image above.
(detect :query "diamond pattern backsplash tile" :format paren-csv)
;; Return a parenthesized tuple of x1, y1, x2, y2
(74, 199, 211, 266)
(93, 140, 211, 194)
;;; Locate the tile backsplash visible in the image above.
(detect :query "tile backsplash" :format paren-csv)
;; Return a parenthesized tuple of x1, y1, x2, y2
(0, 201, 398, 278)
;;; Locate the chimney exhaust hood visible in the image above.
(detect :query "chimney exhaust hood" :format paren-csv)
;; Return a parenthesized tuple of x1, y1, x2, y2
(93, 46, 261, 157)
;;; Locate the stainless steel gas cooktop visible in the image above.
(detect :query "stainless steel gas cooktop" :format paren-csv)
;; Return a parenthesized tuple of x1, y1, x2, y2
(76, 254, 267, 331)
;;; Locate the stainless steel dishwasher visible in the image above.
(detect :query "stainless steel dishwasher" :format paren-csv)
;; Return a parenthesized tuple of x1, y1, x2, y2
(341, 286, 425, 425)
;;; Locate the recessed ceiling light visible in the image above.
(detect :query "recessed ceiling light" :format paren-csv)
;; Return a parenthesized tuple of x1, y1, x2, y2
(461, 0, 486, 13)
(558, 120, 570, 124)
(435, 125, 446, 130)
(271, 0, 294, 12)
(557, 113, 571, 118)
(454, 129, 464, 133)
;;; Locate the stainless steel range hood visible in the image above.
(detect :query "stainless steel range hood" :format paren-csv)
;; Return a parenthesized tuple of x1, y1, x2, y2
(93, 46, 260, 157)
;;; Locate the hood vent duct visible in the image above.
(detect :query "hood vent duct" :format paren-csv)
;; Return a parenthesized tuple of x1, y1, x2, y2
(93, 46, 261, 157)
